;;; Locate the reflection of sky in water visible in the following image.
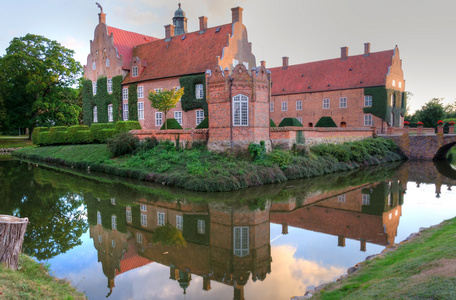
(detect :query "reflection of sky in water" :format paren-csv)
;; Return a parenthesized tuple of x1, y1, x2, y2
(37, 180, 456, 300)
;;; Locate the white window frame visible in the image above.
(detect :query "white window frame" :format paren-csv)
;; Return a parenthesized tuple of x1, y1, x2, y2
(140, 205, 147, 212)
(97, 211, 102, 225)
(197, 220, 205, 235)
(362, 194, 371, 206)
(106, 58, 110, 67)
(123, 103, 129, 121)
(392, 80, 396, 87)
(126, 209, 132, 223)
(92, 81, 97, 95)
(176, 215, 183, 231)
(281, 101, 288, 111)
(364, 95, 372, 107)
(132, 66, 138, 77)
(138, 102, 144, 120)
(323, 98, 330, 109)
(110, 198, 116, 205)
(195, 84, 204, 99)
(364, 114, 373, 126)
(108, 104, 113, 122)
(155, 112, 163, 126)
(111, 215, 117, 230)
(233, 94, 249, 126)
(234, 227, 249, 257)
(399, 81, 402, 88)
(136, 232, 143, 244)
(122, 88, 128, 100)
(174, 111, 182, 125)
(338, 194, 346, 203)
(107, 78, 113, 93)
(296, 100, 302, 111)
(196, 110, 204, 125)
(140, 214, 147, 226)
(93, 106, 98, 123)
(270, 102, 274, 112)
(157, 212, 165, 226)
(339, 97, 347, 108)
(137, 86, 144, 99)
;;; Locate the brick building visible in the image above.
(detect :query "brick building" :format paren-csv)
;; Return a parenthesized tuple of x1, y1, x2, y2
(83, 4, 405, 147)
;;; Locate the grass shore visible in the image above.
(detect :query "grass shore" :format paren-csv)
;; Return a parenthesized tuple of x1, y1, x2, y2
(0, 136, 34, 148)
(310, 217, 456, 299)
(0, 255, 86, 299)
(13, 138, 405, 192)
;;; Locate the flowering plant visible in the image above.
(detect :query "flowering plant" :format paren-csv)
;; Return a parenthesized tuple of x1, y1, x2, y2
(449, 121, 455, 126)
(417, 121, 424, 125)
(437, 120, 444, 125)
(403, 121, 410, 125)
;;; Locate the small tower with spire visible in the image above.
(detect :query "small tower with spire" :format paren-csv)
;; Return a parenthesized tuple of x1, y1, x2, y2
(173, 3, 188, 35)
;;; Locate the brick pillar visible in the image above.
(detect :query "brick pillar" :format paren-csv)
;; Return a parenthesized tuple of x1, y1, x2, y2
(402, 125, 409, 137)
(437, 125, 444, 135)
(417, 125, 423, 135)
(449, 126, 455, 134)
(360, 239, 367, 252)
(338, 235, 345, 247)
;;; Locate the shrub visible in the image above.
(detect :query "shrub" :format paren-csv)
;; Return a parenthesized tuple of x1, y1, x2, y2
(278, 118, 303, 127)
(38, 132, 50, 146)
(115, 121, 142, 133)
(268, 150, 292, 168)
(32, 127, 50, 145)
(107, 132, 139, 157)
(270, 119, 277, 127)
(67, 125, 90, 144)
(136, 136, 159, 153)
(249, 141, 266, 161)
(90, 123, 116, 143)
(160, 118, 183, 130)
(195, 117, 208, 129)
(315, 117, 338, 127)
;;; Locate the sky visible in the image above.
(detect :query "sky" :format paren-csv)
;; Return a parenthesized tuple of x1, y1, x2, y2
(1, 0, 455, 113)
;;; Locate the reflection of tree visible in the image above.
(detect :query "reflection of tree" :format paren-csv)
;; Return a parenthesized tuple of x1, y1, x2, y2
(0, 161, 88, 260)
(153, 224, 186, 247)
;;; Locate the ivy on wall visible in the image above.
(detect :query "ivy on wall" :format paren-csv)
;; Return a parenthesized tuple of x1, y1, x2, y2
(179, 74, 208, 115)
(93, 77, 109, 123)
(363, 87, 404, 126)
(128, 84, 138, 121)
(112, 75, 123, 122)
(82, 80, 93, 126)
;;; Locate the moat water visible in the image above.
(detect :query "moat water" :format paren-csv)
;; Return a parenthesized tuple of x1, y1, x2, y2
(1, 156, 456, 300)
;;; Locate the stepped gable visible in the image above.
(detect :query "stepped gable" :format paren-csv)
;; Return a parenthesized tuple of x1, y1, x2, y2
(123, 23, 232, 83)
(107, 26, 158, 70)
(269, 49, 394, 96)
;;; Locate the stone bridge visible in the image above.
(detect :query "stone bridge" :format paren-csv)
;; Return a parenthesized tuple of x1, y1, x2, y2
(384, 132, 456, 160)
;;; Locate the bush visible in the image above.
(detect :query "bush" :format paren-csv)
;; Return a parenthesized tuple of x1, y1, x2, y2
(249, 141, 266, 161)
(195, 117, 208, 129)
(90, 123, 116, 143)
(32, 127, 50, 145)
(115, 121, 142, 133)
(160, 118, 183, 130)
(268, 150, 292, 168)
(107, 132, 140, 157)
(136, 136, 159, 153)
(278, 118, 303, 127)
(270, 119, 277, 127)
(315, 116, 338, 127)
(68, 125, 90, 144)
(38, 132, 50, 146)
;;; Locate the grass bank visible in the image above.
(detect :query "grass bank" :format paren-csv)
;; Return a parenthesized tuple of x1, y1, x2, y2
(0, 137, 34, 148)
(0, 254, 86, 299)
(13, 138, 405, 192)
(310, 217, 456, 299)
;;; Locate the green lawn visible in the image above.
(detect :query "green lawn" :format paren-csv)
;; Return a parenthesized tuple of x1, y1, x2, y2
(0, 137, 34, 148)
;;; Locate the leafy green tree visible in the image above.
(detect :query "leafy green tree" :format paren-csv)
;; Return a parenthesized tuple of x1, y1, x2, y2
(148, 87, 184, 129)
(444, 101, 456, 119)
(414, 98, 447, 127)
(0, 34, 82, 137)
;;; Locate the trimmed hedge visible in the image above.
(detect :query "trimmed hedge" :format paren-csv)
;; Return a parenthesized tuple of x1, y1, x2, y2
(67, 125, 90, 144)
(32, 127, 50, 145)
(195, 118, 208, 129)
(270, 119, 277, 127)
(90, 123, 116, 143)
(161, 118, 183, 130)
(315, 117, 338, 127)
(278, 118, 303, 127)
(115, 121, 142, 133)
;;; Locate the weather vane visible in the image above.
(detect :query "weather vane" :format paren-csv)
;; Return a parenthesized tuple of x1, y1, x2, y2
(96, 2, 103, 14)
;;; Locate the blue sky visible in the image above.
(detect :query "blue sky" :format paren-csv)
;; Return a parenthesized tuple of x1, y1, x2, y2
(1, 0, 455, 113)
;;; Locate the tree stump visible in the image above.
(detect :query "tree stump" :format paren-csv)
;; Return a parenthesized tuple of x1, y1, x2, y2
(0, 215, 29, 270)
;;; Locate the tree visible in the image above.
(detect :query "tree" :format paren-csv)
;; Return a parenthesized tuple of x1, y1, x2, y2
(148, 87, 184, 129)
(0, 34, 82, 137)
(414, 98, 446, 127)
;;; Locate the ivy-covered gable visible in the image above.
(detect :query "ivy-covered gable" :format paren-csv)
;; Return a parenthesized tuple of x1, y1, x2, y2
(363, 87, 406, 126)
(179, 74, 208, 115)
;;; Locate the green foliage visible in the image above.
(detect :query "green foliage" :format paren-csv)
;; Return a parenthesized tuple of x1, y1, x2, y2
(67, 125, 90, 144)
(136, 136, 159, 153)
(363, 87, 388, 120)
(32, 127, 50, 145)
(107, 132, 140, 157)
(93, 77, 109, 123)
(195, 117, 209, 129)
(270, 118, 277, 127)
(179, 74, 207, 114)
(48, 127, 68, 144)
(315, 117, 337, 127)
(153, 224, 187, 247)
(115, 121, 141, 133)
(268, 150, 292, 168)
(413, 98, 447, 128)
(278, 117, 303, 127)
(128, 84, 138, 121)
(82, 79, 93, 126)
(90, 123, 116, 143)
(0, 34, 82, 134)
(249, 141, 266, 161)
(112, 75, 123, 122)
(160, 118, 183, 130)
(149, 87, 184, 130)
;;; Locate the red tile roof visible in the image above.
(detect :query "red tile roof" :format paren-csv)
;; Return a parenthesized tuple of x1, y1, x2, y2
(116, 239, 153, 276)
(269, 49, 394, 96)
(107, 26, 158, 70)
(123, 24, 232, 84)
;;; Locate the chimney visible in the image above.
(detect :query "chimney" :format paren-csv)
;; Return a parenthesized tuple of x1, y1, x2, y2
(282, 223, 288, 235)
(338, 235, 346, 247)
(98, 12, 106, 24)
(260, 60, 266, 68)
(164, 24, 175, 40)
(360, 239, 367, 252)
(231, 7, 243, 24)
(340, 46, 348, 60)
(203, 277, 211, 291)
(364, 43, 371, 56)
(282, 56, 289, 69)
(199, 16, 208, 32)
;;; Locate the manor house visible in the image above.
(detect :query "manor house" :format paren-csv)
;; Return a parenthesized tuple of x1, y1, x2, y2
(83, 3, 405, 148)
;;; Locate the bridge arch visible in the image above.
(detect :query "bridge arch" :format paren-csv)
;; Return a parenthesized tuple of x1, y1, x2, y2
(434, 139, 456, 160)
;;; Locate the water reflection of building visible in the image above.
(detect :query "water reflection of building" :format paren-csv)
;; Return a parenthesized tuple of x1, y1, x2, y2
(270, 181, 403, 250)
(86, 179, 403, 298)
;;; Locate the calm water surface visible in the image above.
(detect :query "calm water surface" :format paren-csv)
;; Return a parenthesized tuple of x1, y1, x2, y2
(1, 157, 456, 300)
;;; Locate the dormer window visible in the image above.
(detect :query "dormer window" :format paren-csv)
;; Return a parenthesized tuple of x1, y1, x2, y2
(132, 66, 138, 77)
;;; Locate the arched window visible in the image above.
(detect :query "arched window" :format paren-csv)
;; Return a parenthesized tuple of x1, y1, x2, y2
(93, 106, 98, 123)
(340, 122, 347, 127)
(92, 62, 96, 70)
(233, 94, 248, 126)
(106, 58, 110, 67)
